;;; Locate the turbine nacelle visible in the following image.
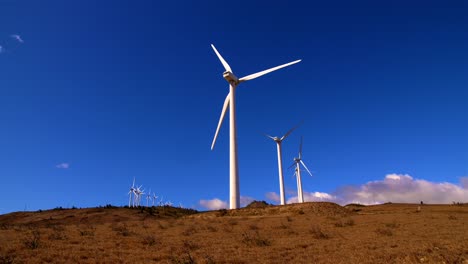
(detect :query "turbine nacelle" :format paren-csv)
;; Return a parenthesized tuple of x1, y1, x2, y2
(223, 71, 239, 85)
(272, 137, 282, 143)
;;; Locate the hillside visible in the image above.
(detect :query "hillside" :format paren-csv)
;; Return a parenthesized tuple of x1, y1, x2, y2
(0, 202, 467, 263)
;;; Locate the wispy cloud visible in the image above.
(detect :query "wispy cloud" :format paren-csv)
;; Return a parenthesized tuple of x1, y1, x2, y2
(0, 45, 3, 53)
(10, 34, 23, 43)
(286, 174, 468, 205)
(199, 198, 227, 210)
(55, 163, 70, 169)
(265, 192, 280, 202)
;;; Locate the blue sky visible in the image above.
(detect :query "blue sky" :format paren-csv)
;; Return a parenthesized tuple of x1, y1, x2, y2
(1, 0, 467, 213)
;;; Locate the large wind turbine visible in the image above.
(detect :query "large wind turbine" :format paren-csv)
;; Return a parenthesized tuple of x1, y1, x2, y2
(290, 136, 313, 203)
(210, 44, 301, 209)
(264, 122, 302, 205)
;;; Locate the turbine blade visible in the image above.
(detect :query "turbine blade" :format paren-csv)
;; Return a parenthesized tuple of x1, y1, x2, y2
(211, 44, 232, 72)
(288, 162, 296, 170)
(280, 121, 303, 141)
(211, 92, 230, 150)
(299, 136, 303, 159)
(264, 133, 276, 140)
(300, 160, 313, 177)
(239, 59, 301, 82)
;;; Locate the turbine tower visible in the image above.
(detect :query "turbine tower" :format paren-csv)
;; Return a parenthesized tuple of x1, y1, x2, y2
(290, 136, 313, 203)
(210, 44, 301, 209)
(264, 122, 302, 205)
(128, 178, 136, 207)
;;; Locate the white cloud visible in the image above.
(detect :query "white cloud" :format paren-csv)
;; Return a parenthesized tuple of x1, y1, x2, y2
(285, 174, 468, 205)
(286, 191, 338, 204)
(265, 192, 280, 202)
(55, 163, 70, 169)
(460, 176, 468, 189)
(338, 174, 468, 204)
(199, 198, 227, 210)
(240, 196, 255, 207)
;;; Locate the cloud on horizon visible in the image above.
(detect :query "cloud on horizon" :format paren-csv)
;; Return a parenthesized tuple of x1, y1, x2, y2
(55, 163, 70, 169)
(265, 192, 280, 202)
(199, 198, 227, 210)
(285, 174, 468, 205)
(199, 196, 257, 210)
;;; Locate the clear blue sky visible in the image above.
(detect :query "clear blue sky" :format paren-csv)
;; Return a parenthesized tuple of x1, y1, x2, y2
(1, 0, 467, 213)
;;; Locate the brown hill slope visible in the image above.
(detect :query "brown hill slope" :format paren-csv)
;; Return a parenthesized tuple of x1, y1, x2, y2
(0, 202, 467, 263)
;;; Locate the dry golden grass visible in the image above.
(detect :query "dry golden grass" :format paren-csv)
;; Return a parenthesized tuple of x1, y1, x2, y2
(0, 203, 467, 263)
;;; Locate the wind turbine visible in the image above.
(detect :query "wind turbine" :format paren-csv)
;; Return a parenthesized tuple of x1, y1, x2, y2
(264, 122, 302, 205)
(128, 178, 136, 207)
(152, 193, 158, 206)
(146, 189, 152, 207)
(210, 44, 301, 209)
(289, 136, 313, 203)
(135, 185, 144, 206)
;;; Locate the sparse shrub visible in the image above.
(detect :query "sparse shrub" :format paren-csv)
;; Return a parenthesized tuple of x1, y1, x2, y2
(203, 255, 216, 264)
(245, 200, 270, 208)
(142, 235, 157, 246)
(345, 203, 365, 207)
(182, 226, 197, 236)
(241, 231, 271, 247)
(249, 224, 259, 230)
(276, 222, 289, 229)
(385, 221, 399, 228)
(228, 219, 238, 226)
(24, 230, 41, 249)
(206, 225, 218, 232)
(48, 225, 67, 240)
(335, 218, 355, 227)
(113, 224, 132, 236)
(0, 224, 9, 230)
(448, 215, 457, 220)
(158, 221, 167, 229)
(0, 253, 15, 264)
(286, 216, 293, 222)
(309, 226, 330, 239)
(183, 240, 199, 251)
(297, 209, 305, 215)
(170, 249, 195, 264)
(217, 209, 228, 217)
(79, 225, 96, 237)
(376, 227, 393, 236)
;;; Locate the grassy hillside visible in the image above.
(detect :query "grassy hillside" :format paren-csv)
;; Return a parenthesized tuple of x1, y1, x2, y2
(0, 202, 467, 263)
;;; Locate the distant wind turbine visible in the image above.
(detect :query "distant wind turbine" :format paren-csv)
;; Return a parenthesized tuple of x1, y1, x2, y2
(289, 136, 313, 203)
(128, 178, 136, 207)
(152, 193, 158, 206)
(210, 44, 301, 209)
(264, 122, 302, 205)
(146, 189, 152, 207)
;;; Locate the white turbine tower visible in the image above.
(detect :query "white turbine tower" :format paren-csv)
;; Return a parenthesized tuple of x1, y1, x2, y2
(135, 185, 144, 206)
(128, 178, 136, 207)
(265, 122, 302, 205)
(152, 193, 158, 206)
(210, 44, 301, 209)
(146, 189, 152, 207)
(290, 136, 313, 203)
